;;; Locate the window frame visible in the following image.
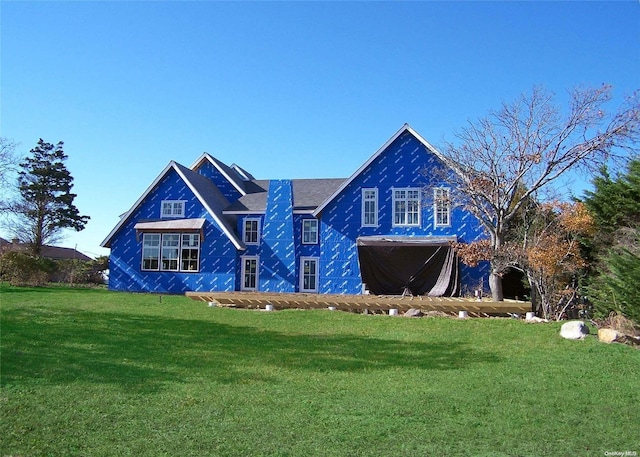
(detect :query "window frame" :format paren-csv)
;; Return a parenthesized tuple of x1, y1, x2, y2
(300, 256, 319, 293)
(181, 233, 201, 271)
(243, 218, 261, 245)
(161, 233, 180, 271)
(392, 187, 421, 227)
(361, 188, 378, 227)
(141, 233, 201, 272)
(161, 200, 186, 218)
(241, 256, 259, 291)
(141, 233, 161, 271)
(301, 219, 319, 245)
(434, 187, 451, 228)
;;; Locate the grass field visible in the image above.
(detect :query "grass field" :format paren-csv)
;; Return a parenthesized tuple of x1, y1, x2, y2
(1, 284, 638, 456)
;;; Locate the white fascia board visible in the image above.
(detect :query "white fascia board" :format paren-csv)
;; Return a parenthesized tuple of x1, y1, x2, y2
(173, 166, 246, 251)
(190, 152, 246, 197)
(100, 161, 176, 248)
(403, 124, 449, 163)
(293, 210, 316, 215)
(222, 210, 267, 215)
(312, 124, 410, 217)
(312, 124, 447, 217)
(223, 209, 315, 215)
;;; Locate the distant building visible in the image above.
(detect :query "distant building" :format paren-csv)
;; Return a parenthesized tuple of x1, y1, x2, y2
(0, 237, 93, 262)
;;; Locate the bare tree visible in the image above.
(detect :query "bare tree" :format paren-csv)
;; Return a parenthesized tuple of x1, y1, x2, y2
(435, 85, 640, 301)
(0, 137, 20, 209)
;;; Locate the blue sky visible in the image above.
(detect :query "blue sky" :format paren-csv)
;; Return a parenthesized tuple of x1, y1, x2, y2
(1, 1, 639, 258)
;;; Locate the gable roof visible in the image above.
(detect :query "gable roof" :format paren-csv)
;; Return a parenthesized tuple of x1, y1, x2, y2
(0, 237, 93, 261)
(100, 161, 245, 250)
(41, 245, 94, 261)
(312, 123, 447, 217)
(190, 152, 249, 197)
(223, 178, 345, 214)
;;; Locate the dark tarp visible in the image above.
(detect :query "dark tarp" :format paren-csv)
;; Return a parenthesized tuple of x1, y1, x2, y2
(356, 236, 459, 296)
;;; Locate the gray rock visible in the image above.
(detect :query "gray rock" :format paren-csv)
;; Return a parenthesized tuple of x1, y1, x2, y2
(560, 321, 590, 340)
(404, 308, 423, 318)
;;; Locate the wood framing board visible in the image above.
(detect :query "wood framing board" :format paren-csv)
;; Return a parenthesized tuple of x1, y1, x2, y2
(185, 291, 532, 315)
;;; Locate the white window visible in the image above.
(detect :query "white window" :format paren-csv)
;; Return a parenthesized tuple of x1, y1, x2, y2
(161, 200, 185, 218)
(181, 234, 200, 271)
(243, 218, 260, 245)
(393, 188, 421, 226)
(161, 234, 180, 271)
(142, 233, 161, 270)
(361, 188, 378, 227)
(302, 219, 319, 244)
(241, 256, 259, 291)
(300, 257, 319, 293)
(434, 188, 451, 227)
(141, 233, 200, 272)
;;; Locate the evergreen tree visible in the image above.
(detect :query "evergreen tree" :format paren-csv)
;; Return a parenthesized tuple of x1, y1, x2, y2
(9, 139, 89, 255)
(583, 160, 640, 232)
(583, 159, 640, 323)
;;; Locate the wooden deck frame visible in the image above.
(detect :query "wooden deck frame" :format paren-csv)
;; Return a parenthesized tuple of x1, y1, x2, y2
(185, 291, 532, 316)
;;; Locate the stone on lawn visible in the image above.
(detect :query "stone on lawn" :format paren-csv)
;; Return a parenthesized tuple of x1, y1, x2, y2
(598, 328, 621, 344)
(560, 321, 590, 340)
(404, 308, 423, 318)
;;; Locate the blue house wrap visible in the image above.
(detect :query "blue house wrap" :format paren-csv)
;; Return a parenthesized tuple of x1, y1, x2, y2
(101, 125, 490, 296)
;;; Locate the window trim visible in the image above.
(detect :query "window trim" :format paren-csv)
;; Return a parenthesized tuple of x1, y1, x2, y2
(243, 217, 261, 245)
(434, 187, 451, 228)
(392, 187, 421, 227)
(361, 188, 378, 227)
(141, 233, 161, 271)
(141, 232, 201, 272)
(161, 233, 180, 271)
(181, 233, 201, 271)
(301, 219, 319, 245)
(300, 256, 319, 293)
(241, 255, 259, 291)
(161, 200, 186, 218)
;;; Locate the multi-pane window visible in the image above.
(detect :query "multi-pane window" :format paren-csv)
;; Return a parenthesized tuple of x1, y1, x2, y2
(161, 234, 180, 271)
(181, 234, 200, 271)
(141, 233, 200, 272)
(302, 219, 319, 244)
(393, 188, 421, 226)
(300, 257, 319, 292)
(434, 188, 451, 227)
(161, 200, 185, 218)
(142, 234, 161, 270)
(242, 256, 258, 290)
(243, 218, 260, 244)
(362, 188, 378, 227)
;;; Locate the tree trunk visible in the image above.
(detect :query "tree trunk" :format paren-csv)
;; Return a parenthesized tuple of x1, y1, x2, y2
(489, 270, 504, 301)
(489, 230, 505, 301)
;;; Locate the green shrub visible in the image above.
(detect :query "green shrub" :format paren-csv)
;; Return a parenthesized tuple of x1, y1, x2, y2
(0, 251, 57, 286)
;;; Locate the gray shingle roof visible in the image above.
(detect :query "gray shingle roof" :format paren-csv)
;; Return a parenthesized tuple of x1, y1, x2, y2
(224, 178, 345, 213)
(0, 238, 93, 261)
(173, 163, 244, 248)
(206, 155, 248, 195)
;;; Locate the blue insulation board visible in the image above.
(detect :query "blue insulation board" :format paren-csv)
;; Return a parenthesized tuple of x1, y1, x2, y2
(194, 158, 242, 202)
(318, 130, 488, 294)
(108, 167, 236, 293)
(258, 179, 296, 292)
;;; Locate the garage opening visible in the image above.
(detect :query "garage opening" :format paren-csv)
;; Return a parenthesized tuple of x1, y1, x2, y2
(356, 236, 459, 297)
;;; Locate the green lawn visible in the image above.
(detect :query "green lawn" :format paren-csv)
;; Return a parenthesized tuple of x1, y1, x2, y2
(1, 284, 638, 456)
